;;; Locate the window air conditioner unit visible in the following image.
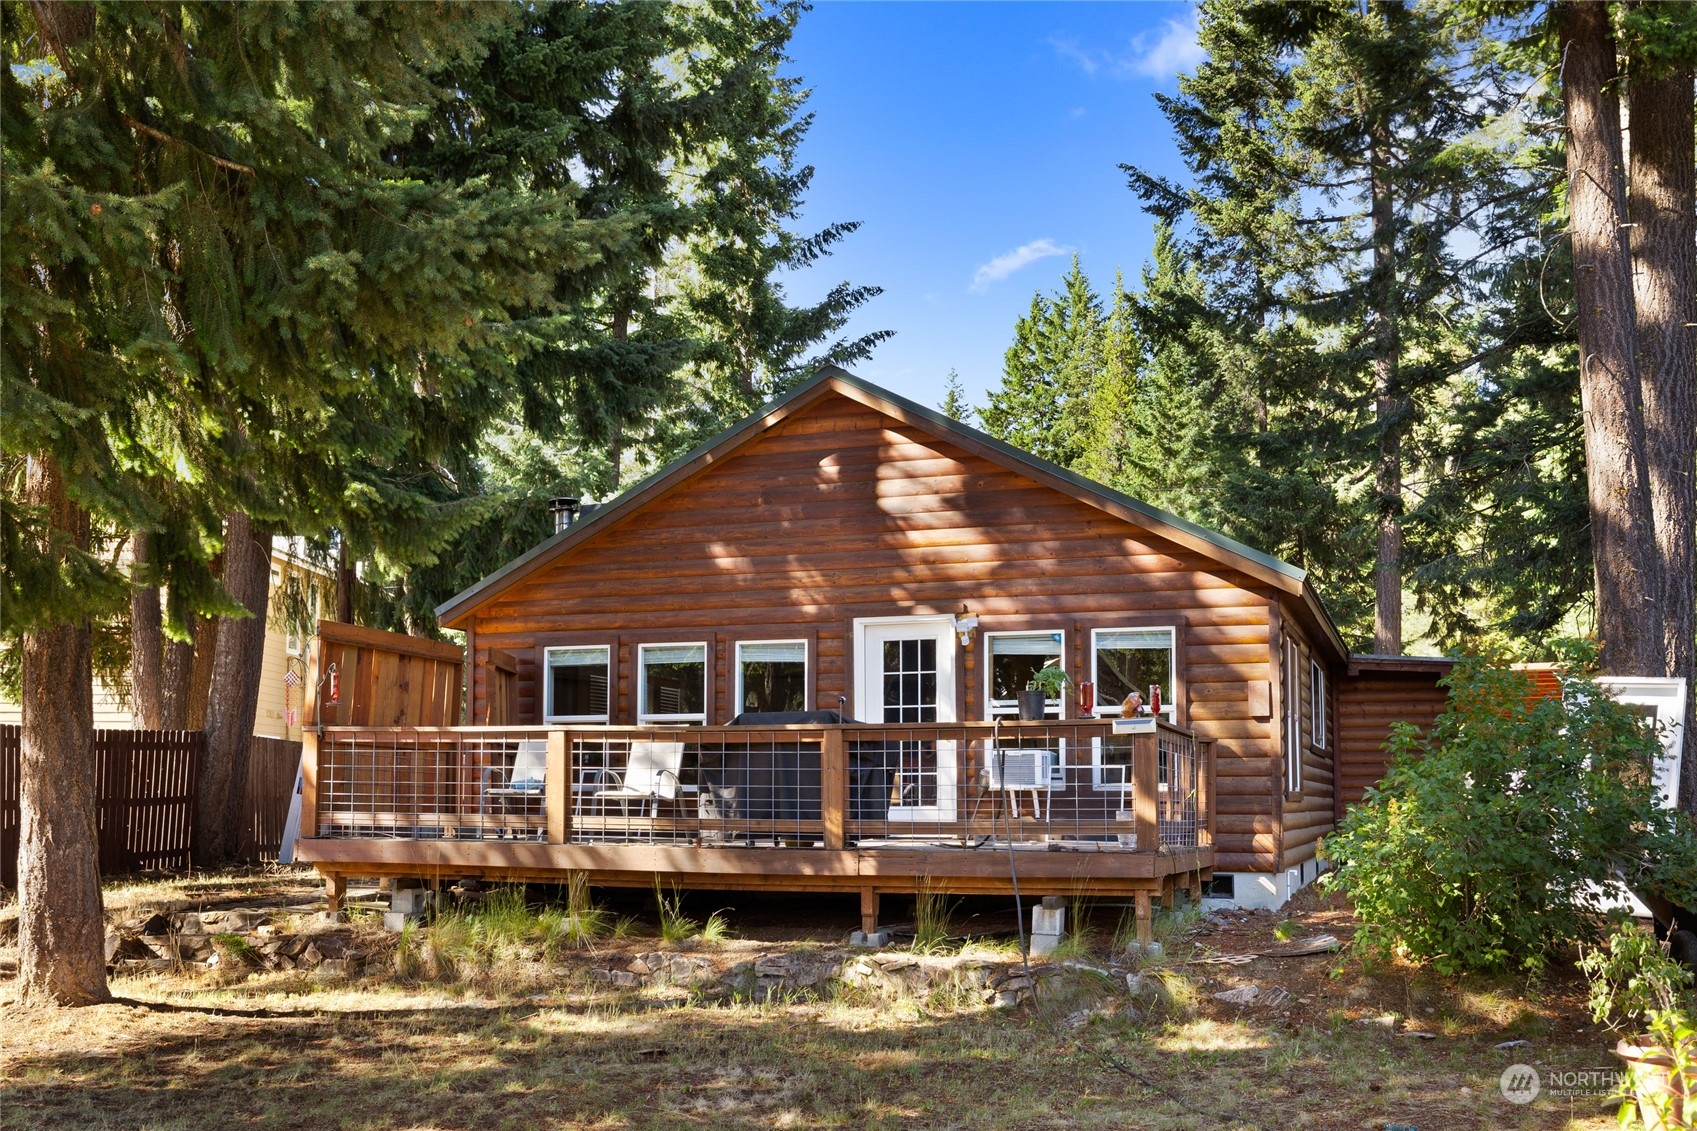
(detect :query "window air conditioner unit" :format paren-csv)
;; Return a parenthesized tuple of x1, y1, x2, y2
(985, 749, 1054, 790)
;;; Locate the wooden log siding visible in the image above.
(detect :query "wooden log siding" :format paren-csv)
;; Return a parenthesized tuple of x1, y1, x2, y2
(1334, 666, 1452, 817)
(1277, 606, 1338, 870)
(462, 392, 1290, 872)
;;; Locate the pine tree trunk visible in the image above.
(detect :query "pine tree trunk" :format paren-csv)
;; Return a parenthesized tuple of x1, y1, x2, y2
(196, 513, 272, 863)
(129, 530, 163, 729)
(1560, 2, 1663, 675)
(158, 615, 195, 731)
(1628, 65, 1697, 809)
(335, 536, 354, 624)
(17, 454, 110, 1006)
(1370, 122, 1403, 656)
(184, 613, 219, 730)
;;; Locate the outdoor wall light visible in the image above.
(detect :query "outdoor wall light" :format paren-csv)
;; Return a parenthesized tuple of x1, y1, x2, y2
(954, 614, 979, 646)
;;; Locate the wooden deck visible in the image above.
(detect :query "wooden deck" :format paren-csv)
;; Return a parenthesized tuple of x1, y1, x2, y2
(294, 720, 1214, 937)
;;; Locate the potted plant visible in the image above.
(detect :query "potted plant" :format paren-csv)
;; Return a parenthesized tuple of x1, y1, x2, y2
(1019, 664, 1069, 721)
(1580, 920, 1695, 1129)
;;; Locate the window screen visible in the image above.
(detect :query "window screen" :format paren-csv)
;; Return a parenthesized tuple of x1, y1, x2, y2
(546, 646, 609, 721)
(1093, 628, 1175, 720)
(641, 643, 706, 723)
(988, 632, 1064, 717)
(737, 641, 807, 714)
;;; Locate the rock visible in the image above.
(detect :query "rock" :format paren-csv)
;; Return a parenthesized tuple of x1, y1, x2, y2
(316, 959, 349, 979)
(171, 913, 204, 936)
(1398, 1030, 1437, 1040)
(302, 945, 324, 967)
(1213, 985, 1260, 1005)
(591, 967, 640, 988)
(280, 936, 309, 958)
(1494, 1039, 1532, 1050)
(989, 990, 1022, 1010)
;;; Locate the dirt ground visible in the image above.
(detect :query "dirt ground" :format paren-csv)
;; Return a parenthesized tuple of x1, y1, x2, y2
(0, 871, 1636, 1131)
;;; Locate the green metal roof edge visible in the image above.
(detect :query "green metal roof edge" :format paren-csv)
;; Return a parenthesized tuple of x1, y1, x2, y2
(437, 364, 1308, 624)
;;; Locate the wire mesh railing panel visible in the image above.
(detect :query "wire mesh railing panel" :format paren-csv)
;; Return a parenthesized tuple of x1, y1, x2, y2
(309, 721, 1206, 852)
(315, 728, 551, 841)
(1156, 725, 1201, 848)
(569, 729, 827, 847)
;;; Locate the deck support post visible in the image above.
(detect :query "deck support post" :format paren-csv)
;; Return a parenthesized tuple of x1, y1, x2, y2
(1132, 733, 1158, 853)
(324, 871, 347, 919)
(1135, 889, 1153, 945)
(822, 728, 845, 851)
(860, 887, 879, 936)
(546, 730, 571, 845)
(300, 730, 319, 843)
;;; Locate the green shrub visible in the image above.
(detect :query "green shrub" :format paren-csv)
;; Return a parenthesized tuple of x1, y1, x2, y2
(1579, 919, 1694, 1032)
(1322, 658, 1683, 975)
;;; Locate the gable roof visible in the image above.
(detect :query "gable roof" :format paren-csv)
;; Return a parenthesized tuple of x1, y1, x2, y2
(436, 366, 1349, 661)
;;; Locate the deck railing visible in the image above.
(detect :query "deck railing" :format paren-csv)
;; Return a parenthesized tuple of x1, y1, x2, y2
(304, 720, 1213, 853)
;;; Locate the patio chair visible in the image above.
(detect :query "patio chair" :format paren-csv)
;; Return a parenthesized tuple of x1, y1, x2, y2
(483, 740, 548, 836)
(590, 740, 685, 819)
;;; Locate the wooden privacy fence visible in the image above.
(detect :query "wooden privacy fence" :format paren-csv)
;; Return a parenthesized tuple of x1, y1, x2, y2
(1, 726, 302, 887)
(307, 620, 464, 729)
(241, 735, 304, 861)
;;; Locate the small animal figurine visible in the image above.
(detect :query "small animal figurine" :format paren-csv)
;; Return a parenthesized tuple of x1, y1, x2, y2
(1122, 690, 1144, 717)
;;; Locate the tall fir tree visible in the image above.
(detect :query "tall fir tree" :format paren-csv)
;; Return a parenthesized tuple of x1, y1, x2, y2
(1124, 0, 1525, 650)
(981, 257, 1103, 470)
(2, 1, 614, 999)
(938, 369, 974, 423)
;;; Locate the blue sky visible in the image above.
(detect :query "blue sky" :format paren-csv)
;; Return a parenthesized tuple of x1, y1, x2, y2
(777, 1, 1204, 414)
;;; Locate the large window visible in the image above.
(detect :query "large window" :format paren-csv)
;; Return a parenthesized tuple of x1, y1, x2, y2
(1092, 627, 1175, 722)
(735, 640, 808, 714)
(639, 643, 707, 725)
(544, 646, 610, 723)
(986, 631, 1065, 719)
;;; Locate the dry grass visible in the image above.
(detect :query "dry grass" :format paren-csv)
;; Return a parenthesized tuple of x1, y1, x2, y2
(0, 876, 1633, 1131)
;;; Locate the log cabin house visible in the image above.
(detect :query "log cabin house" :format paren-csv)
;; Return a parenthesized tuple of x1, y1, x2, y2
(296, 366, 1434, 933)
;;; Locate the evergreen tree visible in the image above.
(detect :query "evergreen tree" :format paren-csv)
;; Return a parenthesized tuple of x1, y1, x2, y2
(1125, 0, 1525, 650)
(981, 257, 1103, 469)
(938, 370, 974, 423)
(2, 1, 602, 1000)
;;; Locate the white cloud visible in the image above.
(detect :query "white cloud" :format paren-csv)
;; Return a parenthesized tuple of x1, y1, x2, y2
(971, 239, 1074, 292)
(1049, 11, 1206, 83)
(1127, 16, 1206, 80)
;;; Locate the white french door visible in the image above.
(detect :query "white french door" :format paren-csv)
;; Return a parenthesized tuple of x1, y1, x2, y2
(854, 617, 958, 822)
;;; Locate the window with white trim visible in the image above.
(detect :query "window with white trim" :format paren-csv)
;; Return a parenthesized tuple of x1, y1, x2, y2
(735, 640, 808, 714)
(986, 631, 1065, 719)
(1310, 658, 1326, 750)
(1285, 638, 1302, 791)
(1091, 627, 1176, 722)
(638, 642, 707, 725)
(544, 645, 610, 723)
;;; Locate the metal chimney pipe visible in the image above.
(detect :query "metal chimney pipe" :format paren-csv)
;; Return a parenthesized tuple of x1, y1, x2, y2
(548, 496, 580, 534)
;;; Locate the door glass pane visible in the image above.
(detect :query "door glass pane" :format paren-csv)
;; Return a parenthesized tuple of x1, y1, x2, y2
(881, 635, 939, 725)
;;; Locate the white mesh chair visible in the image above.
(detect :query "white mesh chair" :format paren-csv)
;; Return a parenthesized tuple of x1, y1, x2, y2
(591, 741, 685, 820)
(484, 740, 548, 835)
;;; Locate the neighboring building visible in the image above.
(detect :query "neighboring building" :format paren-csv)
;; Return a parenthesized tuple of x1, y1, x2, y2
(433, 367, 1362, 909)
(0, 536, 333, 740)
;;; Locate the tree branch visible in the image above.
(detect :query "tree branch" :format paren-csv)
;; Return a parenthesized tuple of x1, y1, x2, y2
(122, 116, 255, 176)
